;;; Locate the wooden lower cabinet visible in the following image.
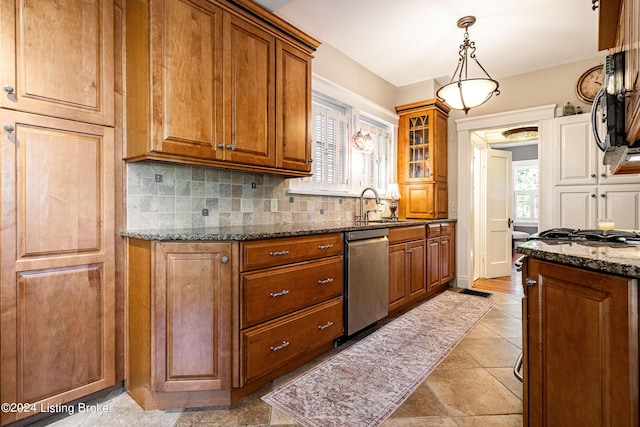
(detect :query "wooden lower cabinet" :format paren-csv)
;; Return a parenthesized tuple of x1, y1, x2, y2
(388, 226, 427, 312)
(0, 110, 115, 426)
(523, 257, 639, 426)
(238, 234, 344, 388)
(426, 222, 455, 292)
(127, 240, 234, 409)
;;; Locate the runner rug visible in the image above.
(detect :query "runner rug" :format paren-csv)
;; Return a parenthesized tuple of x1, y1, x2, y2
(261, 290, 496, 427)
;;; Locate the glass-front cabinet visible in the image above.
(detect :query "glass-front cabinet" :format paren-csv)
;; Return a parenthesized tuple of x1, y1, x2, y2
(396, 99, 449, 219)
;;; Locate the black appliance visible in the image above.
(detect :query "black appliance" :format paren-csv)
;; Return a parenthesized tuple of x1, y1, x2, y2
(528, 228, 640, 244)
(592, 52, 640, 170)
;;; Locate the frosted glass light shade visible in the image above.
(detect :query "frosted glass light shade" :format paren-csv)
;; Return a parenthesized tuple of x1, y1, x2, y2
(436, 78, 499, 112)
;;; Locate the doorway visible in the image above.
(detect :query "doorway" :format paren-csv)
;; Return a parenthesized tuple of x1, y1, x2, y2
(454, 105, 556, 289)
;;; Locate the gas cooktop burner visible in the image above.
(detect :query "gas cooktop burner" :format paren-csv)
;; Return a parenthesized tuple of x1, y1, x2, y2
(530, 228, 640, 244)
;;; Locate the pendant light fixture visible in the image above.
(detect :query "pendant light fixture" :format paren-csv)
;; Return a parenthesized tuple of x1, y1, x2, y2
(436, 16, 500, 114)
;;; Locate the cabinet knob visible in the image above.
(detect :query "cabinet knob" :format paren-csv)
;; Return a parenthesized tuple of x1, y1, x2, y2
(591, 194, 596, 198)
(525, 277, 537, 287)
(221, 256, 229, 264)
(591, 173, 596, 178)
(601, 193, 606, 198)
(217, 143, 224, 149)
(3, 124, 14, 133)
(3, 85, 14, 94)
(601, 173, 606, 178)
(225, 144, 233, 150)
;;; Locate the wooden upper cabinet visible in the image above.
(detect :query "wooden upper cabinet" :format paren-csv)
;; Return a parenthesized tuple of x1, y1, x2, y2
(223, 14, 276, 168)
(125, 0, 318, 175)
(0, 0, 114, 126)
(396, 99, 449, 219)
(276, 40, 313, 172)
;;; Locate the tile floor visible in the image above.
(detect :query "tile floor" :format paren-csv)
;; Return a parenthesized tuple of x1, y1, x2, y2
(34, 288, 523, 427)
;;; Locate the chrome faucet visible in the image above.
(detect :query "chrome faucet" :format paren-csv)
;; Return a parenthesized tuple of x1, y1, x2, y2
(358, 187, 381, 221)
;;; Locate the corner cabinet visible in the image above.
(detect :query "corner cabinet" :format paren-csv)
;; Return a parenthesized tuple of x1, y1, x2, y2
(522, 257, 638, 426)
(396, 99, 450, 219)
(125, 0, 318, 176)
(126, 239, 234, 409)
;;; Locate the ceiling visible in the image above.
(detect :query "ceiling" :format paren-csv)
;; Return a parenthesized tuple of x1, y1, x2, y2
(253, 0, 602, 88)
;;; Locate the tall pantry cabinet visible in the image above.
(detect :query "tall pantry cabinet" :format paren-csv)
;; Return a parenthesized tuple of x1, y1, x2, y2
(0, 1, 115, 425)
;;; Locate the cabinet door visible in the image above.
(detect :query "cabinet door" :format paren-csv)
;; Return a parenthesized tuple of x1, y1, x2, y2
(0, 0, 114, 125)
(426, 237, 441, 291)
(553, 185, 597, 229)
(149, 0, 223, 159)
(153, 242, 232, 392)
(0, 110, 114, 424)
(276, 41, 312, 172)
(406, 239, 427, 301)
(440, 233, 455, 283)
(554, 115, 598, 186)
(525, 259, 638, 426)
(598, 184, 640, 229)
(223, 14, 276, 167)
(388, 243, 408, 312)
(432, 109, 448, 182)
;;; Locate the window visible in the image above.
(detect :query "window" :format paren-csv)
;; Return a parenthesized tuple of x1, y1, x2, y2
(513, 160, 538, 224)
(292, 92, 395, 197)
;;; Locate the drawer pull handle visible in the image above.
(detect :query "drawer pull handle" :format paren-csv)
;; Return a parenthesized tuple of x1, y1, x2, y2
(318, 321, 334, 330)
(269, 250, 289, 256)
(318, 244, 334, 250)
(270, 341, 289, 352)
(318, 278, 334, 285)
(269, 289, 289, 298)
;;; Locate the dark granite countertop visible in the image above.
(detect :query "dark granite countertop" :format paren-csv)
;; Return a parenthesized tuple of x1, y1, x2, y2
(517, 240, 640, 277)
(121, 218, 455, 241)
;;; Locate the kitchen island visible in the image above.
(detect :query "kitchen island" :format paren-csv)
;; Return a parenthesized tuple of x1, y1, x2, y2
(516, 240, 639, 426)
(122, 218, 455, 410)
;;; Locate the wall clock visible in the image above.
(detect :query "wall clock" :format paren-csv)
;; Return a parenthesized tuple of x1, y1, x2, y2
(576, 65, 604, 103)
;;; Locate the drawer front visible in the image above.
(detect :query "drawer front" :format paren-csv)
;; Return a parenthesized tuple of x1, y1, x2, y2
(440, 222, 455, 236)
(242, 297, 343, 383)
(427, 223, 442, 238)
(241, 233, 343, 271)
(388, 225, 426, 243)
(241, 257, 344, 328)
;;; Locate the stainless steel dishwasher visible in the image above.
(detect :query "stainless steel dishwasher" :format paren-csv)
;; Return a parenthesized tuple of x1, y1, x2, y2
(343, 228, 389, 337)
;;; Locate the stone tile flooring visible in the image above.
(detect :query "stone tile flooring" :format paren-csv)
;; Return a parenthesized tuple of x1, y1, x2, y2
(38, 288, 523, 427)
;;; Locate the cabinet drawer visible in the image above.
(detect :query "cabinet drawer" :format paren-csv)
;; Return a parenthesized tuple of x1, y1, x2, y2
(440, 222, 455, 236)
(242, 297, 343, 383)
(427, 223, 442, 238)
(241, 257, 343, 328)
(241, 233, 343, 271)
(388, 225, 426, 243)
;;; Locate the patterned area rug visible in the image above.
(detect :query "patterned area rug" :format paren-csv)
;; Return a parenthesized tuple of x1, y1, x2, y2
(262, 290, 496, 427)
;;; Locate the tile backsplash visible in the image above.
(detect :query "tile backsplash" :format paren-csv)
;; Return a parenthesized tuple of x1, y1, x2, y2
(126, 161, 389, 230)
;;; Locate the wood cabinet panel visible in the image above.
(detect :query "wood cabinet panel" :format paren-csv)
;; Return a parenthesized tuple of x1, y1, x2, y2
(223, 14, 275, 167)
(0, 0, 114, 125)
(241, 297, 343, 384)
(241, 256, 343, 328)
(388, 243, 409, 312)
(524, 258, 639, 426)
(1, 110, 114, 425)
(426, 222, 456, 292)
(276, 40, 312, 172)
(407, 239, 426, 301)
(154, 0, 223, 158)
(152, 242, 232, 393)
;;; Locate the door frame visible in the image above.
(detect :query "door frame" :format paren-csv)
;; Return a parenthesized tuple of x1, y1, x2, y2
(455, 104, 556, 289)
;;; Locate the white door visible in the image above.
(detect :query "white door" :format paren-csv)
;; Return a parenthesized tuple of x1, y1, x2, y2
(484, 148, 513, 278)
